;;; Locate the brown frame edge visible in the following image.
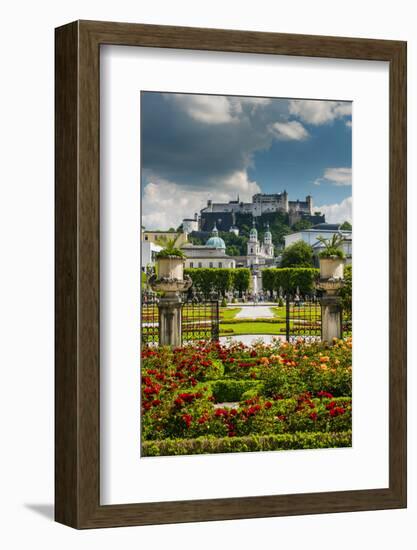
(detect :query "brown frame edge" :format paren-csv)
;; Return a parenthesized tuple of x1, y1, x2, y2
(55, 20, 407, 529)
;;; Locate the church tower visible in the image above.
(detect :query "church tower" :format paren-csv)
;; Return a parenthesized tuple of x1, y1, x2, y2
(247, 219, 260, 260)
(263, 222, 274, 258)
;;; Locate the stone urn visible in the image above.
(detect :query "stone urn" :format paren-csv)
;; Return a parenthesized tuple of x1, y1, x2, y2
(319, 256, 345, 280)
(157, 255, 184, 280)
(148, 254, 192, 347)
(149, 255, 192, 295)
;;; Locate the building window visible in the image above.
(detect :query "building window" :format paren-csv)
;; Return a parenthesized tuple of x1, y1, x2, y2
(209, 262, 213, 268)
(250, 247, 253, 254)
(190, 262, 194, 268)
(144, 235, 148, 240)
(218, 262, 222, 268)
(198, 262, 202, 268)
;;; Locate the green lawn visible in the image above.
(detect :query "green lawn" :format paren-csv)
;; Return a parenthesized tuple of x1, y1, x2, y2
(270, 306, 286, 319)
(220, 321, 286, 336)
(220, 307, 241, 320)
(270, 305, 320, 320)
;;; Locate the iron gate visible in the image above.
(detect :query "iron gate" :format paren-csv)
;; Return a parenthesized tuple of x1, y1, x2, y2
(181, 300, 219, 343)
(141, 293, 220, 345)
(285, 294, 321, 342)
(141, 293, 159, 345)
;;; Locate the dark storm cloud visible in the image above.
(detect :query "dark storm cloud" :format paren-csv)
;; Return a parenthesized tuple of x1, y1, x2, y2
(140, 92, 289, 189)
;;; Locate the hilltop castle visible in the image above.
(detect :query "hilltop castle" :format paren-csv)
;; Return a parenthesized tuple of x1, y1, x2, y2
(192, 192, 316, 233)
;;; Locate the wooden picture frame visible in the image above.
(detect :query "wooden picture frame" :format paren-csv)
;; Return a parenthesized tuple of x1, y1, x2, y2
(55, 20, 407, 528)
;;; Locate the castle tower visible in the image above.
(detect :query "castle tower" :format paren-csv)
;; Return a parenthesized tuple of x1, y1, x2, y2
(306, 194, 313, 215)
(283, 190, 289, 212)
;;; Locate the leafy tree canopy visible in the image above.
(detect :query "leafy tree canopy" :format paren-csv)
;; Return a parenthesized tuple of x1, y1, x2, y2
(291, 219, 313, 231)
(281, 241, 314, 268)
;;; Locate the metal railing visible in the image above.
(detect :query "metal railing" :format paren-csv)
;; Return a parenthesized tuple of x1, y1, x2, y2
(182, 300, 219, 343)
(141, 292, 159, 345)
(285, 294, 322, 342)
(141, 292, 220, 346)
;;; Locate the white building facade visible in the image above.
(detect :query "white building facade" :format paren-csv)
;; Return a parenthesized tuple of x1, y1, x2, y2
(284, 224, 352, 263)
(182, 225, 236, 269)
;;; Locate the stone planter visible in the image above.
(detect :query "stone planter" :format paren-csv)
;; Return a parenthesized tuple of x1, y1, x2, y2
(148, 254, 192, 347)
(319, 257, 345, 280)
(157, 255, 185, 280)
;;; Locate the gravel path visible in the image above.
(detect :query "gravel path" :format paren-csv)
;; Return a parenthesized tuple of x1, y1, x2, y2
(234, 305, 274, 319)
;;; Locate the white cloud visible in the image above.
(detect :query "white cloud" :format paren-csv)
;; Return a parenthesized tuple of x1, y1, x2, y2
(167, 94, 273, 125)
(236, 97, 271, 110)
(289, 100, 352, 125)
(168, 94, 237, 124)
(314, 167, 351, 187)
(142, 173, 261, 230)
(316, 196, 352, 224)
(323, 167, 352, 186)
(270, 120, 309, 141)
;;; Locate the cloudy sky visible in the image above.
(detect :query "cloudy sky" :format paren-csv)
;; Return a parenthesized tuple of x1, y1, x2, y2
(141, 92, 352, 229)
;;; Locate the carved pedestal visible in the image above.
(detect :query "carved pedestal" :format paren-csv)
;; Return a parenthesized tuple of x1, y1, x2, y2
(158, 293, 183, 347)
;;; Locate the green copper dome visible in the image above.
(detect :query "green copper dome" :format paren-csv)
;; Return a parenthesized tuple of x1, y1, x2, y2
(206, 236, 226, 249)
(206, 224, 226, 249)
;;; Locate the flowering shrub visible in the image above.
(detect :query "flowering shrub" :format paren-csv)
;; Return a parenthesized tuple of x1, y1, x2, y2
(141, 338, 352, 455)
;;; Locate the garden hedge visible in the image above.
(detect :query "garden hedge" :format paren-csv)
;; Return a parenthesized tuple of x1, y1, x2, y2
(142, 430, 352, 456)
(209, 379, 262, 402)
(262, 267, 319, 294)
(185, 268, 250, 298)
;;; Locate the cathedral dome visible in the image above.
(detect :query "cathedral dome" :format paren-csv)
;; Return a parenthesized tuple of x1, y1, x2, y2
(206, 224, 226, 249)
(249, 220, 258, 241)
(206, 236, 226, 249)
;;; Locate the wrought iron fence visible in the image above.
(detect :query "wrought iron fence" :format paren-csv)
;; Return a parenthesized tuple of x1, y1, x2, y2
(285, 294, 322, 342)
(182, 300, 219, 343)
(141, 292, 159, 345)
(140, 292, 220, 346)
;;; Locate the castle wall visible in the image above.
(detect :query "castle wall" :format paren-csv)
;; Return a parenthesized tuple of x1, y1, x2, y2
(200, 193, 315, 229)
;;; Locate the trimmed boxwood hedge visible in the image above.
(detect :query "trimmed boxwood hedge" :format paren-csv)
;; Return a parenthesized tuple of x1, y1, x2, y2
(142, 431, 352, 456)
(209, 379, 263, 402)
(262, 267, 319, 294)
(184, 268, 251, 298)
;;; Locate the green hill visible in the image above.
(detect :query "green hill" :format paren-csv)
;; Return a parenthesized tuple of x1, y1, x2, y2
(189, 211, 323, 256)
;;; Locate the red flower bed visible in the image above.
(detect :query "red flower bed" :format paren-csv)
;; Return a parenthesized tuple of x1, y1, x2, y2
(141, 339, 352, 448)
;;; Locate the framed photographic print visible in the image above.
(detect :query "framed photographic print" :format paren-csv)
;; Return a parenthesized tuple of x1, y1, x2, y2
(55, 20, 406, 528)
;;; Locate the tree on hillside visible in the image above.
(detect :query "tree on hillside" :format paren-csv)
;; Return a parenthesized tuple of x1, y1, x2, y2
(226, 245, 241, 256)
(291, 219, 313, 231)
(340, 221, 352, 231)
(219, 232, 248, 255)
(280, 241, 314, 268)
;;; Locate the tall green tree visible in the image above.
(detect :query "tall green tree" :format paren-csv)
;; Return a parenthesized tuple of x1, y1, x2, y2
(291, 219, 313, 231)
(232, 269, 251, 297)
(280, 241, 314, 268)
